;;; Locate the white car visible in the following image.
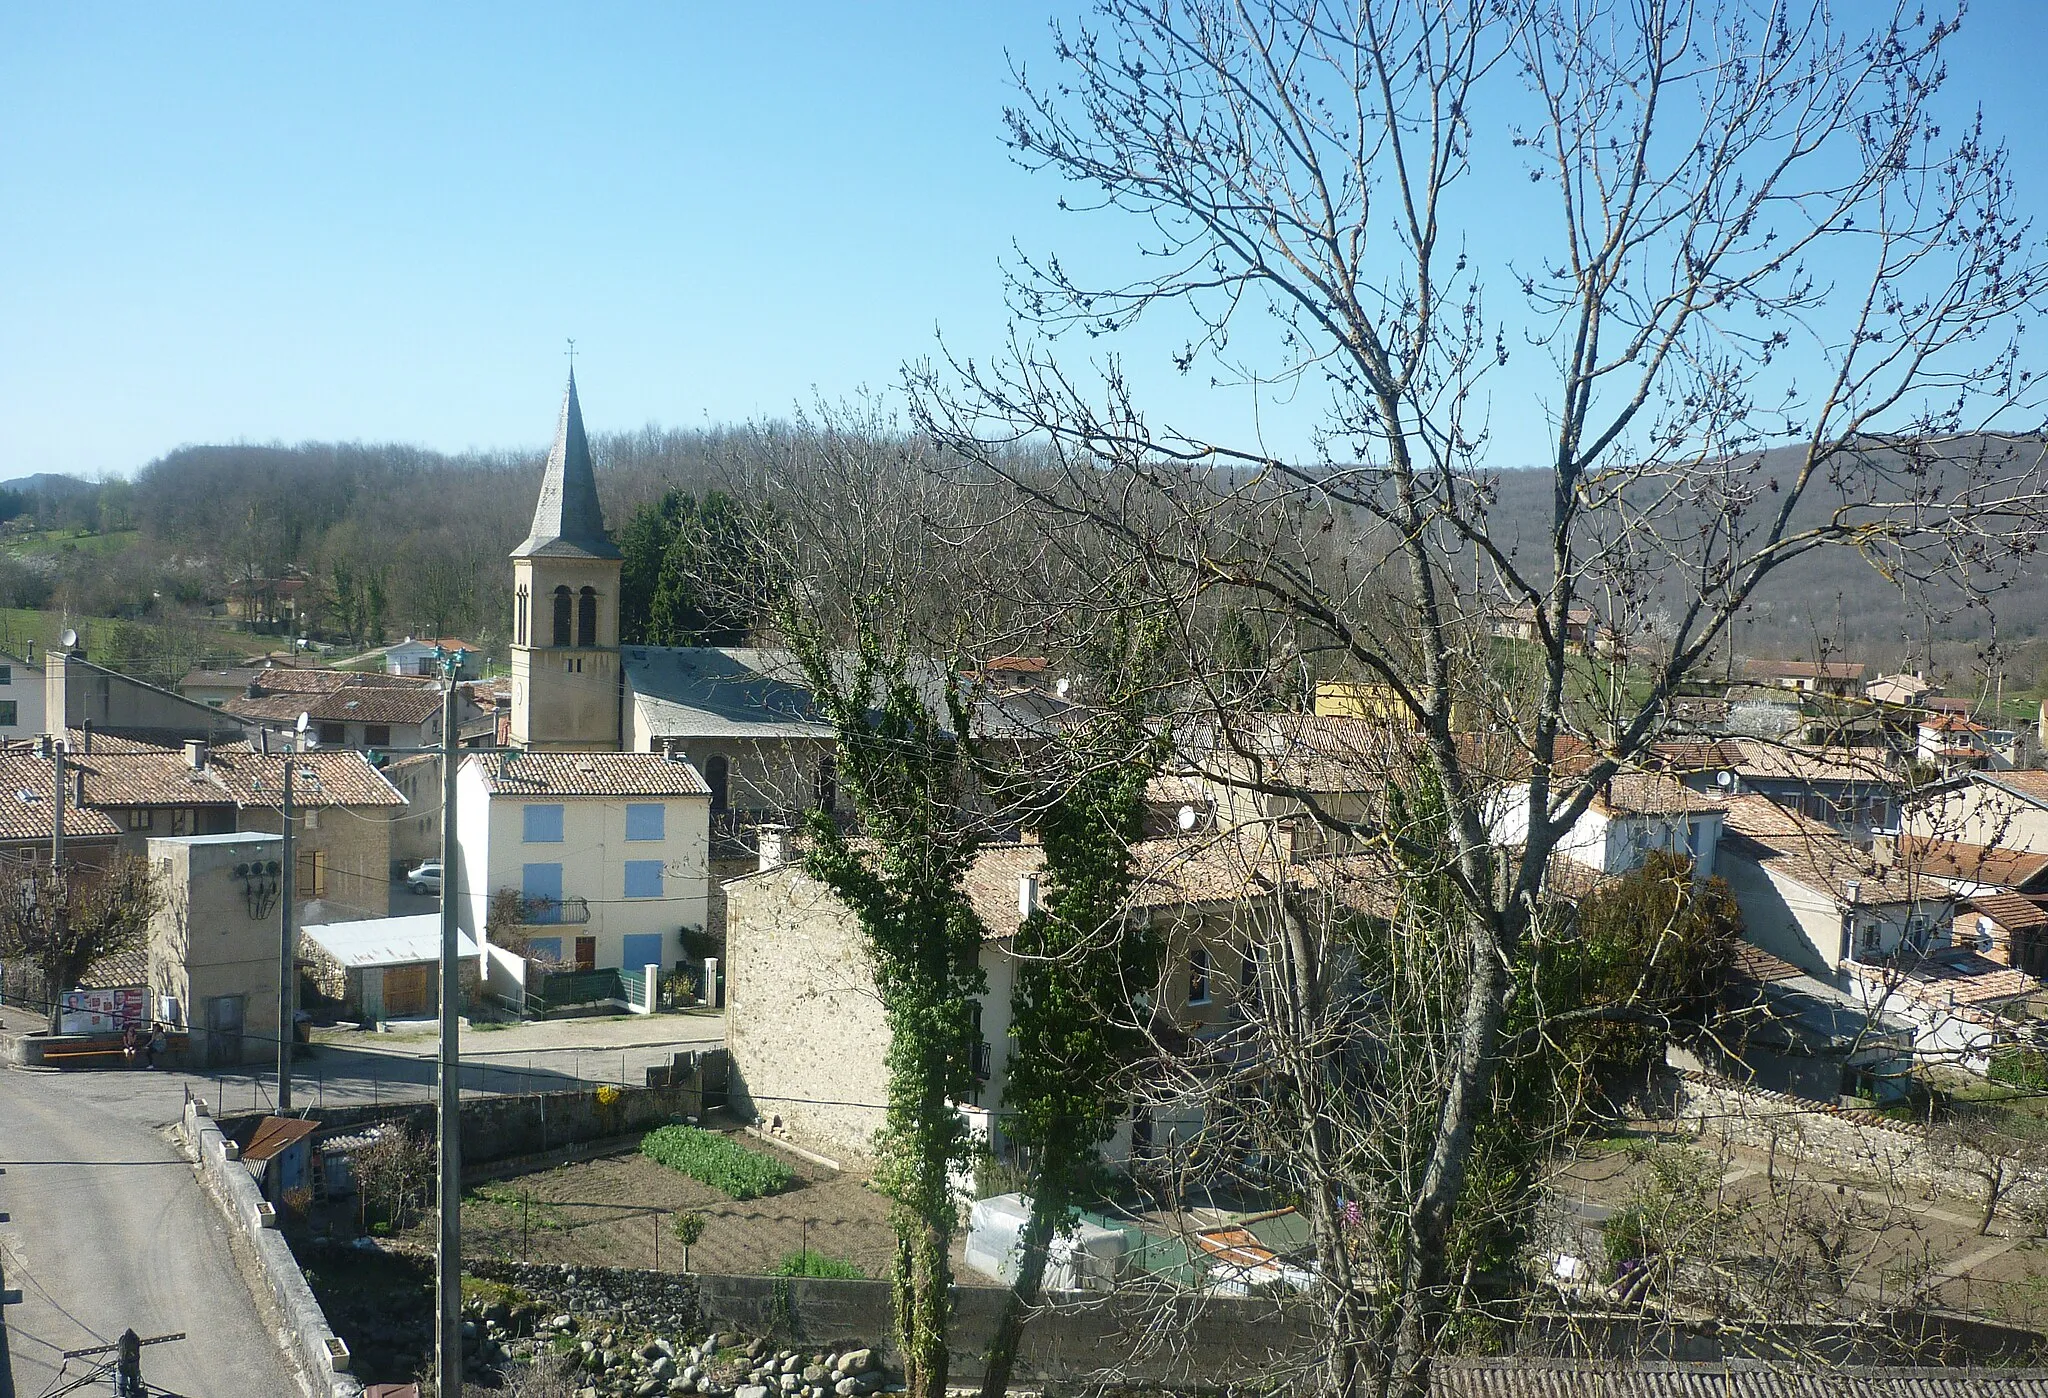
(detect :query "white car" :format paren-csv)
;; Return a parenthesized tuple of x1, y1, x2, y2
(406, 861, 443, 895)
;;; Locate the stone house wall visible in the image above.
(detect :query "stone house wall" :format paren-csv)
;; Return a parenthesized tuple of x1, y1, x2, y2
(723, 865, 892, 1167)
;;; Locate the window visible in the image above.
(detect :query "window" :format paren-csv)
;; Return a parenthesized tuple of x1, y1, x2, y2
(625, 803, 665, 841)
(565, 657, 582, 673)
(1188, 948, 1211, 1006)
(0, 664, 13, 685)
(526, 936, 562, 964)
(514, 586, 528, 646)
(522, 863, 564, 923)
(171, 809, 189, 836)
(623, 859, 664, 899)
(522, 804, 564, 843)
(0, 700, 19, 727)
(1240, 952, 1258, 993)
(577, 587, 597, 647)
(127, 808, 153, 831)
(364, 725, 391, 748)
(317, 721, 345, 747)
(704, 754, 729, 814)
(552, 585, 572, 646)
(297, 847, 327, 897)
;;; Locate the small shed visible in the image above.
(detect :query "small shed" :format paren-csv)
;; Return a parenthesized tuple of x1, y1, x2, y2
(243, 1115, 322, 1203)
(302, 914, 480, 1021)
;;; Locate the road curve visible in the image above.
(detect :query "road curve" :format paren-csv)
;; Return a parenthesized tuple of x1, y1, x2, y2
(0, 1066, 297, 1398)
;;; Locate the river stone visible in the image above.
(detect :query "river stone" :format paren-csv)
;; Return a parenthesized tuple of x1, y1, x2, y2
(803, 1366, 830, 1385)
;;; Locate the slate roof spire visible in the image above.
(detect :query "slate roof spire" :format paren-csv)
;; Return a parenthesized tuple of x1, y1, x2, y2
(512, 370, 621, 560)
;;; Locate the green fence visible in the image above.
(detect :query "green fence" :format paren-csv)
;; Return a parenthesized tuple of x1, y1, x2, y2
(527, 968, 624, 1017)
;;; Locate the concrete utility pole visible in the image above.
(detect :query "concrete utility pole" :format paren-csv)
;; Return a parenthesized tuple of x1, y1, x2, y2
(44, 735, 65, 1035)
(277, 722, 300, 1113)
(434, 653, 464, 1398)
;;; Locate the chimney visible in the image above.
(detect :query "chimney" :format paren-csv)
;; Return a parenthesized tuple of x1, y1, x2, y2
(184, 739, 207, 772)
(758, 824, 790, 873)
(1873, 832, 1897, 874)
(246, 679, 263, 699)
(1019, 874, 1040, 921)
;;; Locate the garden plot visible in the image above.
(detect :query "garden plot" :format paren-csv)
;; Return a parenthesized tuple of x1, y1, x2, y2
(401, 1129, 910, 1279)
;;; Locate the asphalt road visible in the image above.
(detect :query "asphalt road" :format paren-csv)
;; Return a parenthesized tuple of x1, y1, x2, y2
(0, 1066, 296, 1398)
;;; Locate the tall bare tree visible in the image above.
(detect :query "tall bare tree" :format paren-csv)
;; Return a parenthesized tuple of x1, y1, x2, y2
(907, 2, 2048, 1392)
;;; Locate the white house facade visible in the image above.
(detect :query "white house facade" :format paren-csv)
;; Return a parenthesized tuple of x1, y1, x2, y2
(455, 750, 712, 975)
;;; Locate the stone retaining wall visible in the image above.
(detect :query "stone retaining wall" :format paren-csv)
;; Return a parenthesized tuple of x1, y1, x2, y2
(462, 1258, 1321, 1390)
(1673, 1071, 2048, 1215)
(182, 1097, 363, 1398)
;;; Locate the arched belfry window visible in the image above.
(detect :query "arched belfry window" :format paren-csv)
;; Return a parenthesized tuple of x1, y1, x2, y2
(577, 587, 598, 647)
(552, 586, 572, 647)
(514, 586, 528, 646)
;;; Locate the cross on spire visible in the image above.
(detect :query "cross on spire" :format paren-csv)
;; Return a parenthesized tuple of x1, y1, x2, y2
(565, 337, 577, 373)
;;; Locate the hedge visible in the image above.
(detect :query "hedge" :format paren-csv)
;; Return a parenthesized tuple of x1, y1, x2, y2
(640, 1125, 796, 1200)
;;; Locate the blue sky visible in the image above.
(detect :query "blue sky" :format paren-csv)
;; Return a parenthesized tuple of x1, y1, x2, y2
(3, 3, 2045, 478)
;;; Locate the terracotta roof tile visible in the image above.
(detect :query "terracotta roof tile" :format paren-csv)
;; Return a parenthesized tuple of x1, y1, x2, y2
(1899, 836, 2048, 890)
(0, 753, 123, 840)
(1720, 795, 1917, 903)
(223, 672, 443, 726)
(1962, 892, 2048, 933)
(205, 749, 407, 810)
(468, 751, 711, 798)
(73, 752, 236, 809)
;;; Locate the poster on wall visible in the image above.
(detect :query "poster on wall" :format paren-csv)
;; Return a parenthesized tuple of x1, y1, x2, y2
(59, 986, 148, 1035)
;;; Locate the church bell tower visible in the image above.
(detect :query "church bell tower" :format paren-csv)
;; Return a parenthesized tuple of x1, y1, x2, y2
(509, 371, 623, 751)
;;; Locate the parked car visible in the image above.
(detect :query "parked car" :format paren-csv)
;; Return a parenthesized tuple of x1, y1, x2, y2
(406, 860, 442, 895)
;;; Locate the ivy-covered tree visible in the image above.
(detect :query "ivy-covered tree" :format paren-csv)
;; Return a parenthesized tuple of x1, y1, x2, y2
(793, 626, 987, 1398)
(977, 718, 1161, 1398)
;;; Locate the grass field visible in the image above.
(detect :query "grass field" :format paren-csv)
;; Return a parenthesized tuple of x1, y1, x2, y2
(0, 527, 141, 560)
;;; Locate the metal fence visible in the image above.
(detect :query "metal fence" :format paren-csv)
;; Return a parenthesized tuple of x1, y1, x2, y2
(527, 968, 624, 1016)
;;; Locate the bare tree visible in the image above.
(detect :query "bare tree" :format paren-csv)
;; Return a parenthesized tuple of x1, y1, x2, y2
(0, 857, 160, 1034)
(905, 2, 2048, 1393)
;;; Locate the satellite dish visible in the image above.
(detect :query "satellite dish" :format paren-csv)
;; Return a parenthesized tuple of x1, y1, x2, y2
(1177, 804, 1199, 831)
(295, 712, 310, 734)
(59, 628, 78, 650)
(1715, 770, 1734, 789)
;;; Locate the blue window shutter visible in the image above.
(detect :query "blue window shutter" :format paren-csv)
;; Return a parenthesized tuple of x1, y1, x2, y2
(623, 860, 664, 899)
(522, 863, 564, 923)
(523, 804, 565, 843)
(526, 936, 562, 962)
(621, 933, 665, 971)
(625, 803, 666, 842)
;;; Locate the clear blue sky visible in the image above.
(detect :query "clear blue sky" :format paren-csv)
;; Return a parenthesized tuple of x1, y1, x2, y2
(4, 3, 2045, 479)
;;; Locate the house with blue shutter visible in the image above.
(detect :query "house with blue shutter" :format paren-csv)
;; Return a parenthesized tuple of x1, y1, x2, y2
(452, 749, 711, 977)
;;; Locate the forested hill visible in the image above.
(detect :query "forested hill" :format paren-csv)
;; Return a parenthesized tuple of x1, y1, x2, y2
(1469, 434, 2048, 675)
(11, 429, 2048, 693)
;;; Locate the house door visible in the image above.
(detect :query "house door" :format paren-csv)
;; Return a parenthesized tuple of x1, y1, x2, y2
(383, 963, 433, 1018)
(204, 994, 245, 1067)
(574, 936, 597, 971)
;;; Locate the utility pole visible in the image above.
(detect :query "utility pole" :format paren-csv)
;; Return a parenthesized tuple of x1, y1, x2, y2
(277, 719, 301, 1113)
(434, 651, 464, 1398)
(116, 1327, 141, 1397)
(44, 735, 64, 1035)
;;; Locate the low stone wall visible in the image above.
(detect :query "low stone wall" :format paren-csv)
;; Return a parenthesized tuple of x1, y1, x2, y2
(1673, 1071, 2048, 1215)
(462, 1258, 1321, 1390)
(219, 1077, 715, 1168)
(182, 1097, 363, 1398)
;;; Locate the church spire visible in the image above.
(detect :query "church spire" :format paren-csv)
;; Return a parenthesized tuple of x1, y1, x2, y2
(512, 370, 620, 560)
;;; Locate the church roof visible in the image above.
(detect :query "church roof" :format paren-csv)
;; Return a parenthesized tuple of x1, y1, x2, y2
(512, 372, 621, 561)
